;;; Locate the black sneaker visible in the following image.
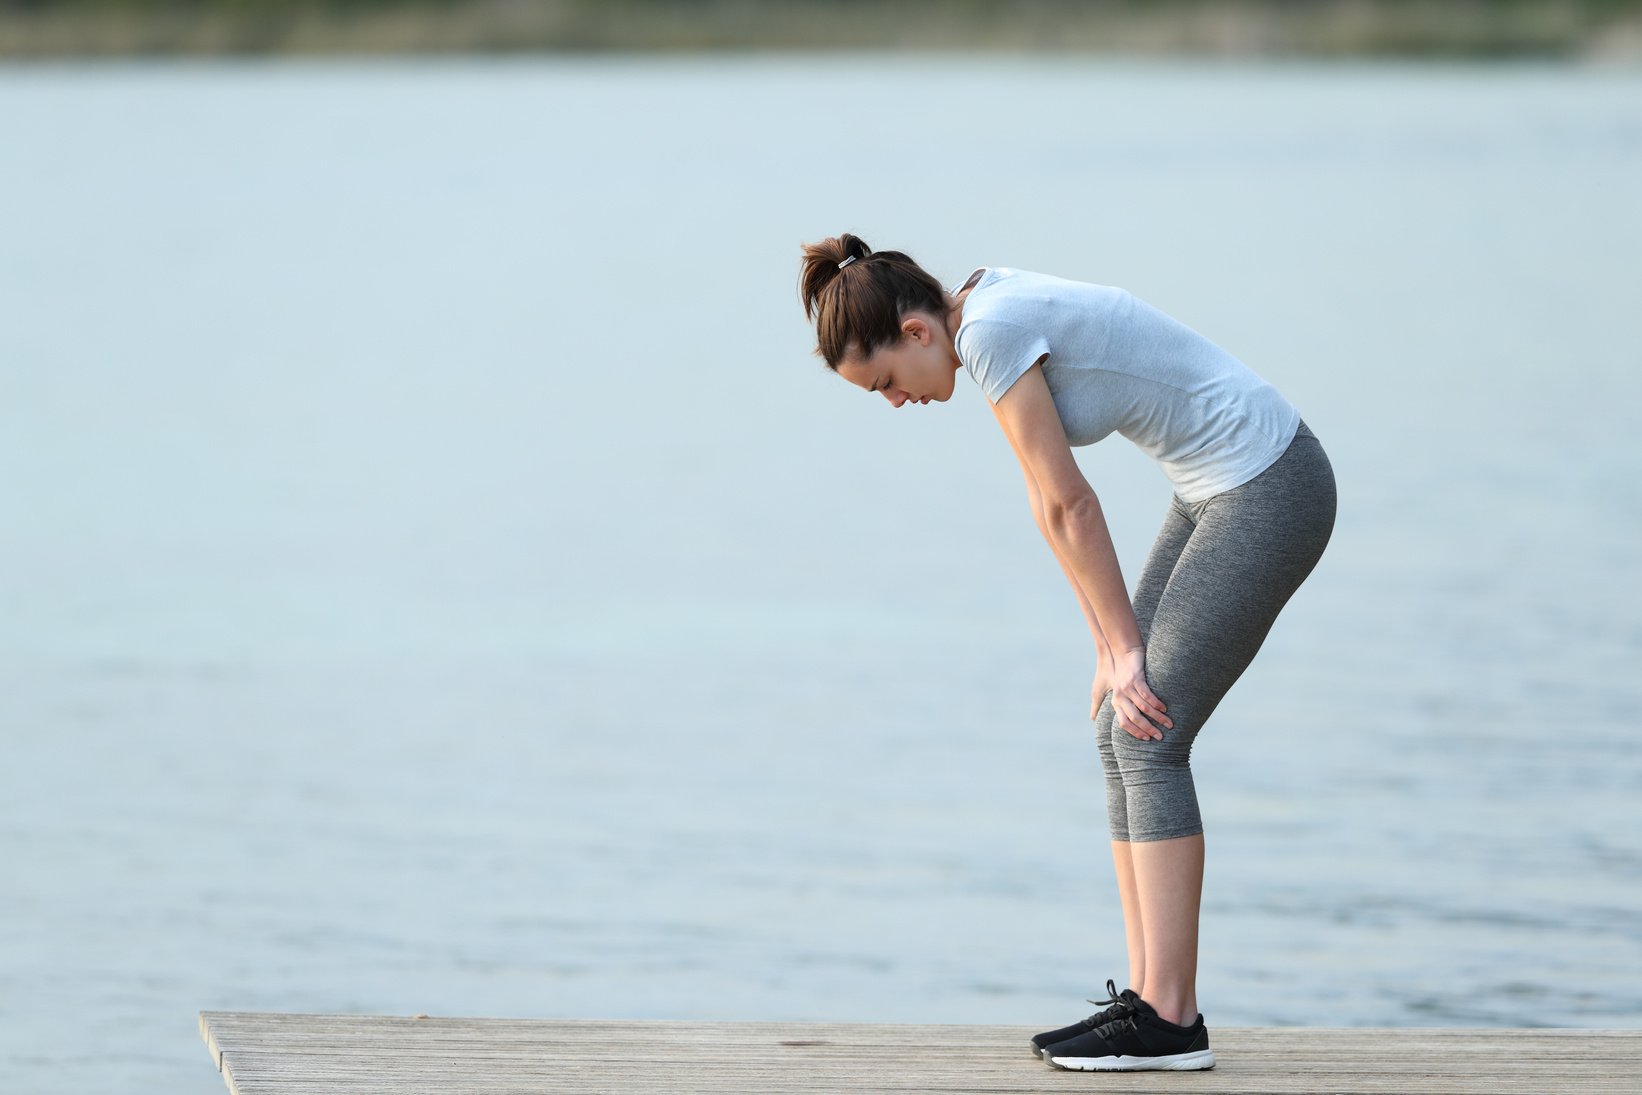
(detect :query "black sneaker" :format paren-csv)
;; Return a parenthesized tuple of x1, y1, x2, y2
(1028, 979, 1140, 1057)
(1042, 995, 1215, 1071)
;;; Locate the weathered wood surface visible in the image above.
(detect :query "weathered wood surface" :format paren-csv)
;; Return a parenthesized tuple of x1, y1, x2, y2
(199, 1011, 1642, 1094)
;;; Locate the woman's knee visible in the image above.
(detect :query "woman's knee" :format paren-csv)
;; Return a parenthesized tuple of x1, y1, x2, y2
(1111, 716, 1197, 772)
(1094, 699, 1120, 771)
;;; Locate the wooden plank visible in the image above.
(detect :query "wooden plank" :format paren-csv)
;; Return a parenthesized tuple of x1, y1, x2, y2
(198, 1011, 1642, 1095)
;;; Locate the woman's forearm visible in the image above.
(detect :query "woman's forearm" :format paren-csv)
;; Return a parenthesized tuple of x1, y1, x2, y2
(1044, 493, 1144, 654)
(1025, 474, 1116, 661)
(1045, 530, 1114, 660)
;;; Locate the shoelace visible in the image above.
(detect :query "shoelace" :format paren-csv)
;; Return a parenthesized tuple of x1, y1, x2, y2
(1079, 978, 1136, 1025)
(1094, 1011, 1142, 1040)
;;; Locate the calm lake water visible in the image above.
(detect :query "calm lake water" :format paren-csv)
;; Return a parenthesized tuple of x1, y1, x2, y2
(2, 54, 1640, 1094)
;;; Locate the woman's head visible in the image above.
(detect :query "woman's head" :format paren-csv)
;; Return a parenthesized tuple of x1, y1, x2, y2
(799, 233, 962, 407)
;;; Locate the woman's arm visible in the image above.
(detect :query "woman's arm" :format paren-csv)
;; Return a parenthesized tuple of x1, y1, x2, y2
(991, 361, 1172, 740)
(1023, 465, 1128, 725)
(1022, 465, 1113, 663)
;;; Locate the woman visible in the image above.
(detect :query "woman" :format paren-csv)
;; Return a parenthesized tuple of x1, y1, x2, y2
(797, 234, 1336, 1072)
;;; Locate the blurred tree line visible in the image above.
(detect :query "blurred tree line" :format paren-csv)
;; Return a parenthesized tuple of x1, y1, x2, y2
(2, 0, 1640, 57)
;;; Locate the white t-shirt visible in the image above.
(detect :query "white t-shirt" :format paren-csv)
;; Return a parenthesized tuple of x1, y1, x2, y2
(952, 267, 1301, 504)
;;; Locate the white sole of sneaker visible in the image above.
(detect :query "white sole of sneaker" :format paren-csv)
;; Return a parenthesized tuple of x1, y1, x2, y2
(1047, 1048, 1216, 1071)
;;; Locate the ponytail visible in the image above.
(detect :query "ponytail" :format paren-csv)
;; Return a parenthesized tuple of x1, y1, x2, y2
(798, 234, 948, 369)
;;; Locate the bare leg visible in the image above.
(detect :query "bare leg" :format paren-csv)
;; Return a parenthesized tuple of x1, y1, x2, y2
(1128, 833, 1204, 1026)
(1110, 840, 1146, 996)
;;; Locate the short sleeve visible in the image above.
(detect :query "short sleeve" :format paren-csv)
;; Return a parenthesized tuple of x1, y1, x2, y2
(955, 319, 1051, 405)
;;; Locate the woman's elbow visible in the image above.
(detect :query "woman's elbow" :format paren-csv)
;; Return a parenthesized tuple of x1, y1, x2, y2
(1044, 490, 1102, 537)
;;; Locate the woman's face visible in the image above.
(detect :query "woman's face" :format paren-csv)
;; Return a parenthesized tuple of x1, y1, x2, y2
(835, 313, 960, 409)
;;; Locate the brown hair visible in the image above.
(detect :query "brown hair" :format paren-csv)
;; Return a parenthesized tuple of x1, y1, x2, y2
(798, 233, 949, 370)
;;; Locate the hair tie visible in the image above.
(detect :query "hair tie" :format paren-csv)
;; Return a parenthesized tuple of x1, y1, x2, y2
(837, 255, 858, 270)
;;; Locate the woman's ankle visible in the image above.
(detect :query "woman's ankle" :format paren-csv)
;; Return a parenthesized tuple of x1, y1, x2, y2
(1140, 993, 1198, 1027)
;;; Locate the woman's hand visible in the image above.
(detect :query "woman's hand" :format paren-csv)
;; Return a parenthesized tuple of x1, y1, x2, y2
(1104, 647, 1172, 741)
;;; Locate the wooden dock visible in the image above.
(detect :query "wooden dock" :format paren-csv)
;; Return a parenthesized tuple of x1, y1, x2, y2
(198, 1011, 1642, 1094)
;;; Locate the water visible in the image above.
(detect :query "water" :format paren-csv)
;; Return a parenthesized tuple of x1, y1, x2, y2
(2, 54, 1640, 1093)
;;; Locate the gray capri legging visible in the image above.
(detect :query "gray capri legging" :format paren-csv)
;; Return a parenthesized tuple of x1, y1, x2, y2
(1096, 419, 1337, 842)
